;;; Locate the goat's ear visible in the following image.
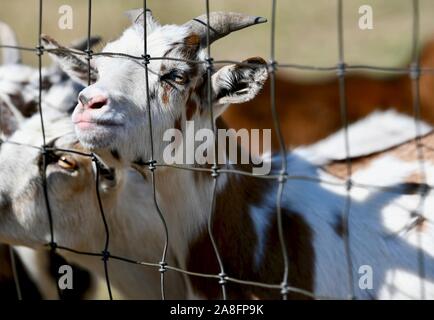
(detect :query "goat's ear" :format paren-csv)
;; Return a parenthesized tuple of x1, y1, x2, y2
(41, 34, 98, 86)
(211, 57, 268, 115)
(70, 35, 102, 51)
(125, 9, 160, 33)
(0, 99, 23, 137)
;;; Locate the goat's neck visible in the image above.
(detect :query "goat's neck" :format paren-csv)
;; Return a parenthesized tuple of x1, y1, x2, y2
(157, 147, 274, 261)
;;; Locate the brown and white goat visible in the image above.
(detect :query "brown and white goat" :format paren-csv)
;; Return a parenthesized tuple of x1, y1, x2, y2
(1, 110, 434, 299)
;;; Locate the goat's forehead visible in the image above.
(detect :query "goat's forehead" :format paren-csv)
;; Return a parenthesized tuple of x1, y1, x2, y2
(99, 25, 192, 62)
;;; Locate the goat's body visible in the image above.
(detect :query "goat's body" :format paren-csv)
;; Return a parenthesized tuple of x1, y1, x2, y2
(128, 143, 434, 299)
(283, 151, 434, 299)
(1, 109, 434, 300)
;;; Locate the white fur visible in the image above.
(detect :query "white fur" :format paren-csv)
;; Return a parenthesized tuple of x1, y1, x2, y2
(298, 110, 433, 166)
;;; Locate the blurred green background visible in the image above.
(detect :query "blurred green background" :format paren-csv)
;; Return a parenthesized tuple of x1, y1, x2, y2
(1, 0, 434, 79)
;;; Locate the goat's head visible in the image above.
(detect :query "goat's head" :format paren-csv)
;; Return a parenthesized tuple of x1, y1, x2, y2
(45, 10, 268, 162)
(0, 21, 101, 137)
(0, 113, 121, 249)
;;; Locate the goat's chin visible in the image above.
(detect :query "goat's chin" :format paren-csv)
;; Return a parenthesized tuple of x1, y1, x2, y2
(74, 126, 119, 150)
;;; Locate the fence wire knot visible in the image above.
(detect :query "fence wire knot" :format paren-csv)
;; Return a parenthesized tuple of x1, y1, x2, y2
(158, 261, 167, 273)
(85, 49, 93, 61)
(346, 178, 353, 191)
(211, 164, 219, 178)
(280, 282, 289, 296)
(40, 145, 51, 158)
(147, 159, 157, 171)
(410, 62, 421, 80)
(218, 272, 227, 285)
(142, 54, 151, 66)
(36, 45, 44, 56)
(278, 171, 287, 183)
(205, 57, 214, 71)
(268, 60, 277, 73)
(337, 62, 347, 77)
(49, 242, 58, 251)
(101, 250, 110, 262)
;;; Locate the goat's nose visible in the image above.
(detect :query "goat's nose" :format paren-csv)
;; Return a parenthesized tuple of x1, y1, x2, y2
(78, 93, 108, 110)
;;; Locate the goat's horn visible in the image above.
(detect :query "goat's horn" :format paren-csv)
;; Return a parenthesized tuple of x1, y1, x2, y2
(184, 12, 267, 47)
(0, 20, 21, 64)
(125, 8, 160, 33)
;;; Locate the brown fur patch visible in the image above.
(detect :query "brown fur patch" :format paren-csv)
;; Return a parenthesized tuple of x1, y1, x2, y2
(234, 57, 267, 71)
(186, 98, 197, 121)
(325, 131, 434, 182)
(161, 83, 171, 106)
(184, 33, 200, 46)
(0, 244, 14, 281)
(179, 34, 200, 60)
(174, 117, 182, 131)
(333, 214, 346, 238)
(186, 120, 315, 299)
(186, 174, 315, 299)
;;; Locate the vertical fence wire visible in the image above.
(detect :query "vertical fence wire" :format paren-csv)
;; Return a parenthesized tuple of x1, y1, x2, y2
(204, 0, 228, 300)
(92, 156, 113, 300)
(36, 0, 61, 300)
(84, 0, 113, 301)
(270, 0, 290, 300)
(409, 0, 427, 299)
(142, 0, 170, 300)
(336, 0, 356, 299)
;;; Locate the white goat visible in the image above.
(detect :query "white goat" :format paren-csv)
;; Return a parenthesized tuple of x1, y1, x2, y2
(0, 20, 101, 137)
(0, 111, 187, 299)
(3, 10, 434, 299)
(0, 21, 99, 299)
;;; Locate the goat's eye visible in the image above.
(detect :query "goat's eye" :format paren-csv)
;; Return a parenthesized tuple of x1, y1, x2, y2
(161, 70, 187, 85)
(57, 156, 78, 171)
(172, 73, 186, 84)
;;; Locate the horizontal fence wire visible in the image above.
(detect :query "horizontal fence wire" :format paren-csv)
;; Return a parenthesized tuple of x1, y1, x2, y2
(0, 0, 430, 300)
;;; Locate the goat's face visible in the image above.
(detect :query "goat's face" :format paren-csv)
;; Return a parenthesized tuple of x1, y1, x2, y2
(46, 10, 268, 162)
(0, 115, 119, 249)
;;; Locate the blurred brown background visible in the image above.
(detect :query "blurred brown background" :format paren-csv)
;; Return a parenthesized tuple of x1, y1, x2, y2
(1, 0, 434, 78)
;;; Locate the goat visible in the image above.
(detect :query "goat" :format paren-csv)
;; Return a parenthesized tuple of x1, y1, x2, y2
(40, 9, 434, 299)
(0, 111, 186, 299)
(0, 20, 101, 137)
(0, 21, 99, 299)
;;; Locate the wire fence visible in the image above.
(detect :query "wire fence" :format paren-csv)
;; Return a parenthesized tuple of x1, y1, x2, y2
(0, 0, 430, 300)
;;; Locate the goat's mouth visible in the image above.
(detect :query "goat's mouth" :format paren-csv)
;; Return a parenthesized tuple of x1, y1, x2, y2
(74, 120, 122, 130)
(72, 109, 123, 130)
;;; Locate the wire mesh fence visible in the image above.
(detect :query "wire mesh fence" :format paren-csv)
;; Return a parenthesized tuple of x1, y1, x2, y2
(0, 0, 431, 300)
